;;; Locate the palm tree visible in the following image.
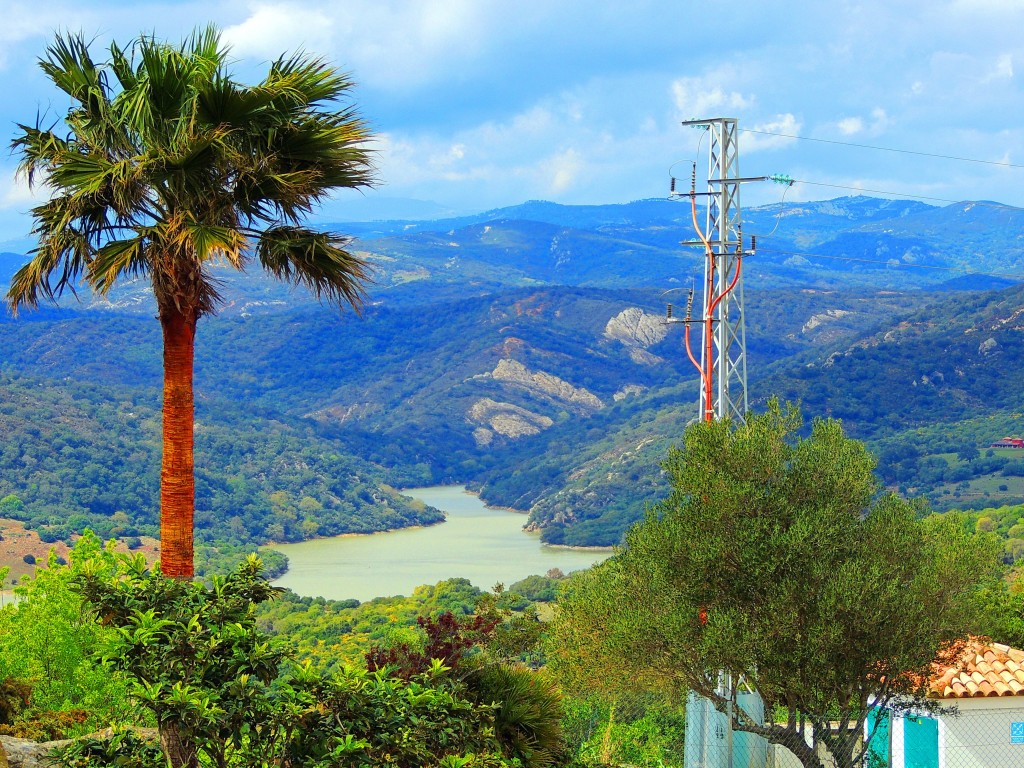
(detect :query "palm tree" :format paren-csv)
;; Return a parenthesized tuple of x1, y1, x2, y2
(6, 27, 375, 578)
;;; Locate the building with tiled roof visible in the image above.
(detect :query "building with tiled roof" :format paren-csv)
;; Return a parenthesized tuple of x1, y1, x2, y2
(871, 638, 1024, 768)
(930, 639, 1024, 699)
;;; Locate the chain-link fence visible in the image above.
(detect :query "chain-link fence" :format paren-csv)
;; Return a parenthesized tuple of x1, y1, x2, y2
(562, 692, 1024, 768)
(898, 705, 1024, 768)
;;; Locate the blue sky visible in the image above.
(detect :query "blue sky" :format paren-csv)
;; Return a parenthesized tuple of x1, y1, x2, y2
(1, 0, 1023, 248)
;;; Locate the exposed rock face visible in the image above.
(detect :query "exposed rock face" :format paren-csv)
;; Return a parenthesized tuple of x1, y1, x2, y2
(472, 427, 494, 447)
(628, 348, 664, 366)
(604, 308, 668, 349)
(801, 309, 853, 333)
(613, 384, 647, 402)
(0, 730, 160, 768)
(305, 403, 373, 424)
(467, 399, 554, 439)
(490, 359, 603, 410)
(979, 337, 999, 356)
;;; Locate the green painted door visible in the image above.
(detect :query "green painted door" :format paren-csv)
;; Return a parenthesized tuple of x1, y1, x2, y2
(866, 709, 891, 768)
(903, 716, 939, 768)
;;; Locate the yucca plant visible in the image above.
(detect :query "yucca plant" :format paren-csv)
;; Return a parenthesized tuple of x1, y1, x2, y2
(6, 27, 375, 577)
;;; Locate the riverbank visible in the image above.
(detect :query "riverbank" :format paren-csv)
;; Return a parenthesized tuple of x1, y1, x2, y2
(269, 484, 611, 601)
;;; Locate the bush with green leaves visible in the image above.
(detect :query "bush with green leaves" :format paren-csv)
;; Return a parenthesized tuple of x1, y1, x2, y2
(561, 696, 685, 768)
(0, 533, 130, 736)
(364, 589, 564, 768)
(68, 552, 522, 768)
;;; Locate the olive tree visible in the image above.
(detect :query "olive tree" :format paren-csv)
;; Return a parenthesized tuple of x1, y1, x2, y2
(549, 403, 998, 768)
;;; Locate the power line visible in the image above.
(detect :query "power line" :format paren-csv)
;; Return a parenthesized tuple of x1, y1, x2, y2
(741, 128, 1024, 170)
(777, 178, 1024, 212)
(751, 245, 1024, 282)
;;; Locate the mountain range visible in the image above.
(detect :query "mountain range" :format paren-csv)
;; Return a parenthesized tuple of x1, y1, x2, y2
(2, 194, 1024, 549)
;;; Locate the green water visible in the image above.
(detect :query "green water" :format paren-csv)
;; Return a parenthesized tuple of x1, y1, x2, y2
(270, 485, 613, 601)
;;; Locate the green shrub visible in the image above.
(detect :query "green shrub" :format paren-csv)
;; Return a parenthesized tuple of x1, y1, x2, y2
(70, 553, 519, 768)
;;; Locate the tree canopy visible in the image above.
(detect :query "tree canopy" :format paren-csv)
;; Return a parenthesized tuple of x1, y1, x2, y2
(549, 402, 999, 768)
(6, 27, 375, 577)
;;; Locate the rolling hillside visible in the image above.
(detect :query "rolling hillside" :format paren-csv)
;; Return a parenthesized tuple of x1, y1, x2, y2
(1, 195, 1023, 548)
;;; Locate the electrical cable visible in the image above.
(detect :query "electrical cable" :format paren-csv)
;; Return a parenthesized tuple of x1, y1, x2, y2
(765, 183, 793, 237)
(779, 178, 1024, 212)
(749, 245, 1024, 282)
(688, 166, 715, 420)
(668, 123, 710, 198)
(740, 128, 1024, 170)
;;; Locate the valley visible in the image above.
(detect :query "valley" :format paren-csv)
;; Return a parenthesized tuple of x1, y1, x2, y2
(3, 195, 1024, 582)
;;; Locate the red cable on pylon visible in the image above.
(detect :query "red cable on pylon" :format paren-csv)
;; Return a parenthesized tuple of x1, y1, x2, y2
(686, 164, 743, 422)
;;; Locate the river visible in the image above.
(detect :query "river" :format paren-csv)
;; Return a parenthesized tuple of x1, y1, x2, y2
(270, 485, 613, 601)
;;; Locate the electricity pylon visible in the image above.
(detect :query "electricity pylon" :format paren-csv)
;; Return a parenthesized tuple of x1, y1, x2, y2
(670, 117, 760, 424)
(668, 118, 768, 768)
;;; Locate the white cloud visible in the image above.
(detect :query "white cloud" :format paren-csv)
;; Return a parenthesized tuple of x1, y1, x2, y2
(743, 114, 802, 152)
(0, 170, 49, 211)
(224, 0, 492, 89)
(837, 117, 864, 136)
(368, 74, 684, 207)
(983, 52, 1014, 82)
(222, 3, 336, 60)
(0, 3, 94, 69)
(671, 76, 754, 119)
(543, 149, 584, 195)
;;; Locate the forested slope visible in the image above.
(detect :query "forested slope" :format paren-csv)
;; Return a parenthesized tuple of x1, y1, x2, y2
(3, 195, 1024, 551)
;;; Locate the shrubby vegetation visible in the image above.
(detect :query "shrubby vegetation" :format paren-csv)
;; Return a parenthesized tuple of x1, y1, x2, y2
(0, 538, 572, 767)
(0, 534, 133, 738)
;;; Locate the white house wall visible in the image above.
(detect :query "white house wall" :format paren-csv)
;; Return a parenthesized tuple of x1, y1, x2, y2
(938, 697, 1024, 768)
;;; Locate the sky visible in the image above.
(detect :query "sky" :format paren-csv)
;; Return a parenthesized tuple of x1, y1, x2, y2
(0, 0, 1023, 249)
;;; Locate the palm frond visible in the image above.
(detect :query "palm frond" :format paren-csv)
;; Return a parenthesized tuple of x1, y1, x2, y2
(11, 123, 67, 186)
(7, 234, 93, 312)
(39, 33, 100, 104)
(88, 236, 149, 294)
(7, 25, 375, 320)
(256, 226, 370, 310)
(107, 39, 138, 91)
(178, 220, 247, 268)
(266, 53, 355, 106)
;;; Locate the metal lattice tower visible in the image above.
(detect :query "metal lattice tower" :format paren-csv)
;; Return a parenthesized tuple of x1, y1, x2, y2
(673, 117, 757, 424)
(670, 119, 773, 768)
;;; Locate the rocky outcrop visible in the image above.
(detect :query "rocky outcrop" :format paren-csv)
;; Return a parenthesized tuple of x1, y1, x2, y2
(613, 384, 647, 402)
(801, 309, 853, 333)
(489, 360, 604, 411)
(627, 348, 664, 366)
(604, 308, 668, 349)
(467, 399, 554, 439)
(305, 403, 373, 425)
(0, 736, 68, 768)
(0, 729, 160, 768)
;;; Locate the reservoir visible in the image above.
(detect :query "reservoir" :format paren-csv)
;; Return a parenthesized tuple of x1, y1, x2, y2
(271, 485, 613, 601)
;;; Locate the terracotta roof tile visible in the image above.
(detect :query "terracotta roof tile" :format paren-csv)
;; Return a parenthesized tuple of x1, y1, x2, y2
(930, 639, 1024, 699)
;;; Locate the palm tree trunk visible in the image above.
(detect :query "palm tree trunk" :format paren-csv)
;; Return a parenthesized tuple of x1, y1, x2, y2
(160, 303, 197, 579)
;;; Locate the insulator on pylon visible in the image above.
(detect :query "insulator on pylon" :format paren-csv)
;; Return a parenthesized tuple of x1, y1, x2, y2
(670, 177, 676, 193)
(666, 303, 673, 319)
(691, 163, 697, 192)
(685, 289, 694, 320)
(751, 235, 757, 251)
